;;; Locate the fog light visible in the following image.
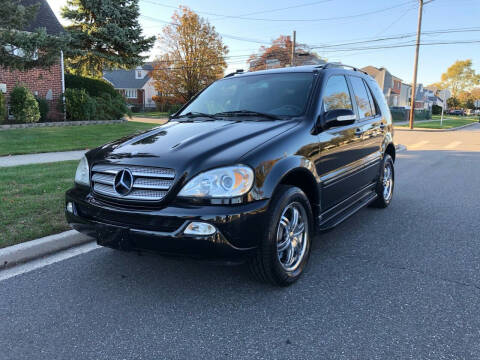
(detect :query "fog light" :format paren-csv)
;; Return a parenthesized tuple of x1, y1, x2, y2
(66, 202, 74, 214)
(184, 222, 216, 236)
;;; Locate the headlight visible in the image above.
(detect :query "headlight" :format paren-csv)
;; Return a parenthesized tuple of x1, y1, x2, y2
(75, 156, 90, 186)
(178, 165, 254, 198)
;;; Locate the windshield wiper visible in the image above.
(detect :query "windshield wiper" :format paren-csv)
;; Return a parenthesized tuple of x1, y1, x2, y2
(173, 112, 219, 120)
(214, 110, 281, 120)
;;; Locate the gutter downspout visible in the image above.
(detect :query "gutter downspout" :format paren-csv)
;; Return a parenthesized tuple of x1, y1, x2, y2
(60, 50, 66, 121)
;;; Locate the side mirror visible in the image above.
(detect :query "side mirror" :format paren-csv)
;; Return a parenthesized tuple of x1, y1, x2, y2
(321, 109, 356, 129)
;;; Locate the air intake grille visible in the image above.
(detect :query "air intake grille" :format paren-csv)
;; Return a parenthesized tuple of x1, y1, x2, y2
(91, 164, 175, 202)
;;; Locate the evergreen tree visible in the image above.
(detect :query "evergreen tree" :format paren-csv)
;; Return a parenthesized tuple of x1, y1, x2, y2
(62, 0, 155, 78)
(0, 0, 69, 71)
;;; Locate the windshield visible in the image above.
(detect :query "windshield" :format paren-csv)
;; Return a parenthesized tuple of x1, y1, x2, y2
(178, 73, 315, 118)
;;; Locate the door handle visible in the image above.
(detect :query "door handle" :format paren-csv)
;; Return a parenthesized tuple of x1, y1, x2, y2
(379, 123, 386, 130)
(354, 128, 363, 136)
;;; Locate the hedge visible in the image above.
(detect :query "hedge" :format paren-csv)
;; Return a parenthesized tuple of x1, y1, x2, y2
(0, 92, 6, 124)
(9, 86, 40, 123)
(65, 74, 117, 98)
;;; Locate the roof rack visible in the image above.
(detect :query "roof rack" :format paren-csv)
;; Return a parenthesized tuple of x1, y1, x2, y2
(316, 62, 368, 75)
(224, 69, 244, 78)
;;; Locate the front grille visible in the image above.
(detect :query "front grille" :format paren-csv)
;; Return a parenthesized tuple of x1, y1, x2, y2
(91, 164, 175, 202)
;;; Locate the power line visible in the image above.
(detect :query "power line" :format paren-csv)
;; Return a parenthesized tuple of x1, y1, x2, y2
(141, 0, 413, 22)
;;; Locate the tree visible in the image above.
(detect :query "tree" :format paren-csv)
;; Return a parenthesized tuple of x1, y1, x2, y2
(458, 91, 475, 109)
(248, 35, 322, 72)
(62, 0, 155, 78)
(0, 0, 69, 71)
(447, 97, 460, 109)
(152, 7, 228, 102)
(438, 60, 480, 97)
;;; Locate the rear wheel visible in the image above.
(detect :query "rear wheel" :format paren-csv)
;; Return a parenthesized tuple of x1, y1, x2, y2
(370, 154, 394, 208)
(249, 185, 313, 286)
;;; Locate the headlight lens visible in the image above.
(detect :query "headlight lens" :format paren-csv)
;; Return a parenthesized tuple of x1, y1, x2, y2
(178, 165, 254, 198)
(75, 156, 90, 186)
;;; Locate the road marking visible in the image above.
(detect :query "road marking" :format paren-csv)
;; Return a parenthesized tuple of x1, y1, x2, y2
(0, 242, 99, 282)
(444, 141, 462, 149)
(409, 140, 429, 149)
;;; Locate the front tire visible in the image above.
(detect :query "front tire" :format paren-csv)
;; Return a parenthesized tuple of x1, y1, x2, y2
(371, 153, 394, 208)
(249, 185, 313, 286)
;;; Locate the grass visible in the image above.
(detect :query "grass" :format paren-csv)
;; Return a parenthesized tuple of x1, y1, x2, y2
(0, 161, 78, 248)
(398, 115, 479, 129)
(0, 122, 157, 156)
(133, 111, 169, 118)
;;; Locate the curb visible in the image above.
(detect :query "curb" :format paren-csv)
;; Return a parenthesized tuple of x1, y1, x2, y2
(394, 121, 479, 132)
(0, 230, 94, 269)
(0, 119, 126, 131)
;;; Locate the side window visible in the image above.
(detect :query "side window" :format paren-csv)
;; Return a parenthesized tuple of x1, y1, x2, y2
(363, 80, 378, 116)
(322, 75, 353, 112)
(350, 76, 373, 119)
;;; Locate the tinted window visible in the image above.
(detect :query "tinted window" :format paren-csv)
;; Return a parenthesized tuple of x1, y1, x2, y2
(322, 76, 353, 112)
(364, 80, 377, 116)
(350, 76, 373, 119)
(179, 73, 314, 118)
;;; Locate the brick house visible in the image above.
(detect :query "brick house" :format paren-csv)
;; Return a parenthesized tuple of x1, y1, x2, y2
(0, 0, 65, 121)
(103, 63, 157, 110)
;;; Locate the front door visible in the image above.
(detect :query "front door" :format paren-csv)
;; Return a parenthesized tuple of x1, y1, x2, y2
(316, 75, 365, 211)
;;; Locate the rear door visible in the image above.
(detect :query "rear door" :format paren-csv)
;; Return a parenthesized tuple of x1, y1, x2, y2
(347, 75, 384, 187)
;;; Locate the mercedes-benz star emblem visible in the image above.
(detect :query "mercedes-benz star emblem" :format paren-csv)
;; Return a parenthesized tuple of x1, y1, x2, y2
(114, 169, 134, 196)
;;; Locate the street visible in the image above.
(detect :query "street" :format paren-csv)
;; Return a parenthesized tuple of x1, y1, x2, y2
(1, 125, 480, 360)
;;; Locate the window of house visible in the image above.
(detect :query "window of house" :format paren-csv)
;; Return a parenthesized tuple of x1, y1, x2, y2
(322, 75, 353, 112)
(137, 70, 143, 79)
(125, 89, 137, 98)
(349, 76, 374, 119)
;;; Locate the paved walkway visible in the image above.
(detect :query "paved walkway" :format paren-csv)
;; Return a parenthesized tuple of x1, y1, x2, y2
(0, 150, 87, 167)
(129, 116, 169, 125)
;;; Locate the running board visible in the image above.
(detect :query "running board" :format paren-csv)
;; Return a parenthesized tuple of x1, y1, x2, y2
(318, 192, 377, 231)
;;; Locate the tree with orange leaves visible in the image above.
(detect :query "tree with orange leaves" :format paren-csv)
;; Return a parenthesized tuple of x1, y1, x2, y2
(248, 35, 321, 72)
(152, 7, 228, 102)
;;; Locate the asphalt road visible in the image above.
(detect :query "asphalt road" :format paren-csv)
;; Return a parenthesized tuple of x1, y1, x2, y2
(1, 127, 480, 359)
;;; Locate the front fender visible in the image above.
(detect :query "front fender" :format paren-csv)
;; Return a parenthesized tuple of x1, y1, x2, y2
(249, 155, 319, 201)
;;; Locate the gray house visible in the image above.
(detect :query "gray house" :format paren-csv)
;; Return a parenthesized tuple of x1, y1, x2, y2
(103, 63, 157, 109)
(362, 66, 411, 108)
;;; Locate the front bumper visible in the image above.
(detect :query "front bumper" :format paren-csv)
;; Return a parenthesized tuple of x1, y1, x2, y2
(65, 188, 269, 259)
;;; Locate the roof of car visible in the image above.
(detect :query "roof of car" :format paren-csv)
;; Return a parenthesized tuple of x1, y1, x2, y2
(226, 64, 369, 78)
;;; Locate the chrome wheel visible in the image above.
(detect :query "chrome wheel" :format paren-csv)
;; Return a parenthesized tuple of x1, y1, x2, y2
(276, 202, 309, 272)
(383, 162, 393, 201)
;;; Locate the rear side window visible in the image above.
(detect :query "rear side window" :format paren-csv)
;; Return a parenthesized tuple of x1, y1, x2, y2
(349, 76, 374, 119)
(364, 81, 378, 116)
(322, 75, 353, 112)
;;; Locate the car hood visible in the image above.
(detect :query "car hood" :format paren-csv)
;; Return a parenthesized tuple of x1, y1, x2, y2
(91, 119, 297, 175)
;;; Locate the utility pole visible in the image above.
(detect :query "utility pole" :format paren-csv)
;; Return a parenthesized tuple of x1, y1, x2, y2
(291, 30, 296, 67)
(409, 0, 424, 130)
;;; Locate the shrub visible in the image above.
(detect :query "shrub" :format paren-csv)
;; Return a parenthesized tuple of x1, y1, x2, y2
(432, 104, 442, 115)
(94, 93, 131, 120)
(65, 74, 117, 98)
(9, 86, 40, 123)
(64, 88, 96, 121)
(0, 92, 6, 123)
(36, 97, 50, 122)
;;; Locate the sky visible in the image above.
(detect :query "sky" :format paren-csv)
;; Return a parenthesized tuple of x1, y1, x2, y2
(47, 0, 480, 85)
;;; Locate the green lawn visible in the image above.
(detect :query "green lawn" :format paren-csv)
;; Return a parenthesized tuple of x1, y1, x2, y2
(0, 122, 157, 156)
(0, 161, 78, 248)
(398, 116, 478, 129)
(133, 111, 169, 118)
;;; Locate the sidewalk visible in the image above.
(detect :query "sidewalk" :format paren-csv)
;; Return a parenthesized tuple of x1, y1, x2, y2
(0, 150, 87, 167)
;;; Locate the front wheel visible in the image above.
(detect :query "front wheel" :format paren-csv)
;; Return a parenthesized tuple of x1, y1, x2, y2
(249, 185, 313, 286)
(370, 153, 395, 208)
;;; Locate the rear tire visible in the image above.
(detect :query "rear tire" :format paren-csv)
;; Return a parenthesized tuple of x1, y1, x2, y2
(370, 154, 394, 208)
(249, 185, 313, 286)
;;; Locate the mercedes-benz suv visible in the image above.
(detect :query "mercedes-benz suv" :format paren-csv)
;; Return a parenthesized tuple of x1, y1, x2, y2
(66, 64, 395, 286)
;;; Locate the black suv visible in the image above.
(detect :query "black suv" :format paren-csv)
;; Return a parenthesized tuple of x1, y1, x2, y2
(66, 64, 395, 286)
